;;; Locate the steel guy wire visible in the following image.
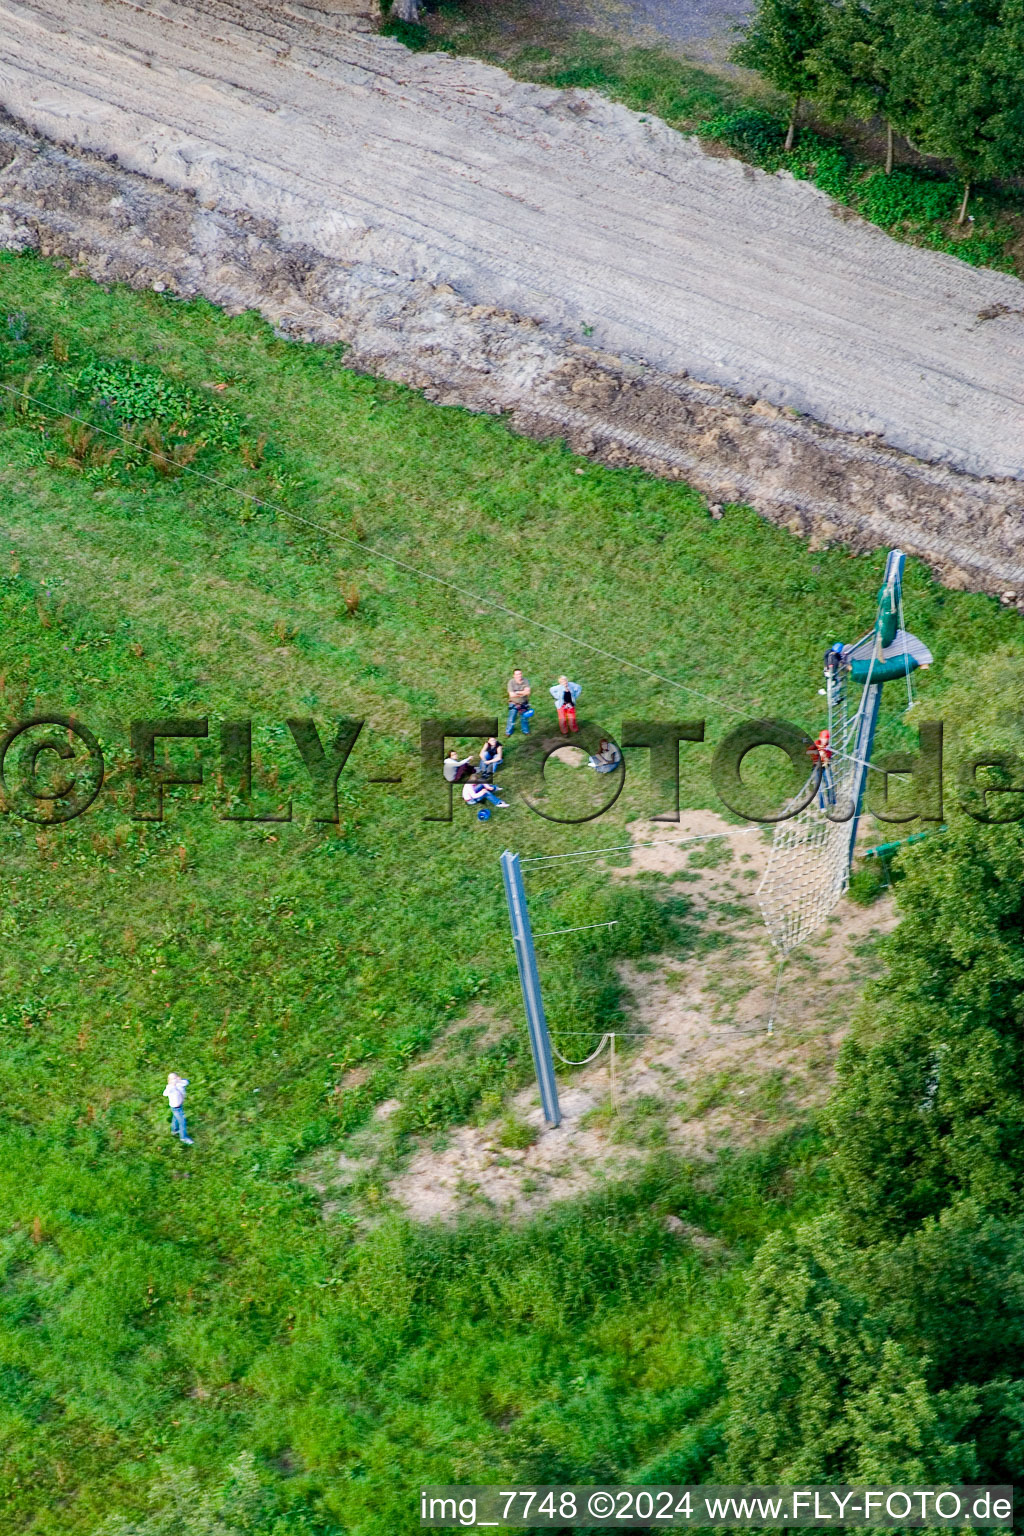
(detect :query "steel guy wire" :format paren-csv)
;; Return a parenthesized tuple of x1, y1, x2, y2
(530, 920, 620, 937)
(0, 373, 835, 731)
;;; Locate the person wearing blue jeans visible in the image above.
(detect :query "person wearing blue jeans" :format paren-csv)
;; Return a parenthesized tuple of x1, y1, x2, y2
(506, 669, 534, 735)
(163, 1071, 194, 1145)
(588, 739, 622, 774)
(463, 777, 509, 811)
(477, 737, 503, 779)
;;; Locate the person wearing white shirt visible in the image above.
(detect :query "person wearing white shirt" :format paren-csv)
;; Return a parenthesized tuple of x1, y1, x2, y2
(549, 675, 582, 735)
(443, 748, 476, 783)
(462, 775, 509, 811)
(588, 739, 622, 774)
(163, 1072, 193, 1144)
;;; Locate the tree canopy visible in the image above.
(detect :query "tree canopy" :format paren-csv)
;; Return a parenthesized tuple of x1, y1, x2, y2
(733, 0, 830, 146)
(734, 0, 1024, 211)
(722, 653, 1024, 1484)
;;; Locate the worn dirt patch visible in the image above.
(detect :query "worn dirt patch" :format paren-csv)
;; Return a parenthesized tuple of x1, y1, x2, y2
(310, 812, 895, 1224)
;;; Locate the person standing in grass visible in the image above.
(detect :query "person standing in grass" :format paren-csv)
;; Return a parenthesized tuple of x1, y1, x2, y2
(506, 669, 533, 736)
(549, 674, 581, 735)
(163, 1072, 193, 1145)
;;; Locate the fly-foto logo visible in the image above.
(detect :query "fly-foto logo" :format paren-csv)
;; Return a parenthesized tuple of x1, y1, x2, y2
(0, 715, 367, 826)
(0, 710, 1005, 827)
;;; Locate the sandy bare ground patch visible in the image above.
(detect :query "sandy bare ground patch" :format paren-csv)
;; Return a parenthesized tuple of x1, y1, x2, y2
(1, 0, 1023, 485)
(309, 812, 895, 1224)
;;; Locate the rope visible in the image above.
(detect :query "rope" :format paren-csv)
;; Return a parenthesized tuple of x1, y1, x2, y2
(0, 378, 768, 728)
(550, 1030, 618, 1112)
(550, 1032, 614, 1066)
(766, 954, 787, 1035)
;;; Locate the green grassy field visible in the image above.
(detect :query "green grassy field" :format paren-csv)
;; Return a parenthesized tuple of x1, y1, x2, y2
(0, 252, 1019, 1533)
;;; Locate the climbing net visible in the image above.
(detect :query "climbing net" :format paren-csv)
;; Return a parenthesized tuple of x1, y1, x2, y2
(757, 670, 862, 957)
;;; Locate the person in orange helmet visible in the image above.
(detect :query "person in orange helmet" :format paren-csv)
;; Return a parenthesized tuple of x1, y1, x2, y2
(809, 729, 835, 808)
(810, 729, 833, 764)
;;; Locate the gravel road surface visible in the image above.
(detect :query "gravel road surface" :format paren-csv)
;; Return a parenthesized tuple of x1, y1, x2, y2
(562, 0, 754, 60)
(0, 0, 1022, 480)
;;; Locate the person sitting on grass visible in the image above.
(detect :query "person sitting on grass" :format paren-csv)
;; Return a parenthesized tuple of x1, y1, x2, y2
(443, 747, 476, 783)
(549, 674, 581, 735)
(588, 738, 622, 774)
(477, 736, 503, 779)
(506, 669, 534, 736)
(462, 774, 509, 810)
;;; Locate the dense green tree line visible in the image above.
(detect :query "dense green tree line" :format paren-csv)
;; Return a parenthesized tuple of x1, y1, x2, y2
(734, 0, 1024, 218)
(722, 653, 1024, 1482)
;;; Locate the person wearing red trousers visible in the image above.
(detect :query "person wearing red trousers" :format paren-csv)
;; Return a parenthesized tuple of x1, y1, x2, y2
(549, 675, 582, 734)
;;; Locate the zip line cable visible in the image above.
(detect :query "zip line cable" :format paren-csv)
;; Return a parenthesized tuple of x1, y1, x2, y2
(0, 375, 810, 729)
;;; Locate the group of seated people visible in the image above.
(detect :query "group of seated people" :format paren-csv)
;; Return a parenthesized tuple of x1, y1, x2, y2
(444, 737, 510, 813)
(444, 736, 504, 783)
(444, 713, 623, 818)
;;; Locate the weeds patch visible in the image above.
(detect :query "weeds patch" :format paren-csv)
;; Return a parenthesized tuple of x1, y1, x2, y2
(1, 320, 276, 491)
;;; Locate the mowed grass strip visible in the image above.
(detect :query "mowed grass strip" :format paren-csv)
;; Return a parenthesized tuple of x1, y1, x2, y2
(0, 253, 1016, 1532)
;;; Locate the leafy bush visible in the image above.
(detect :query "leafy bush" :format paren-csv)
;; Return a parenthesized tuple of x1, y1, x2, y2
(703, 109, 787, 163)
(796, 142, 852, 200)
(846, 858, 891, 905)
(76, 357, 242, 448)
(723, 1218, 980, 1481)
(830, 820, 1024, 1241)
(854, 167, 960, 229)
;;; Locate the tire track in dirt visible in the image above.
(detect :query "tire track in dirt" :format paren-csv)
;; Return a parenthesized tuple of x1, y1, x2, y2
(2, 0, 1023, 476)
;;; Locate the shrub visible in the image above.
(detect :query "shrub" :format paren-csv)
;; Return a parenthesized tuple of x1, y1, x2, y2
(703, 109, 787, 163)
(498, 1114, 538, 1150)
(846, 858, 891, 905)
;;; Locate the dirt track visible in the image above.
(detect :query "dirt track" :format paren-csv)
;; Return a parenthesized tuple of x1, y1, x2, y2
(2, 0, 1024, 585)
(563, 0, 755, 63)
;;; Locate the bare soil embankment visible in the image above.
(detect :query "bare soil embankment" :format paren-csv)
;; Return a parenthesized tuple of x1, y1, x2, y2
(2, 0, 1024, 588)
